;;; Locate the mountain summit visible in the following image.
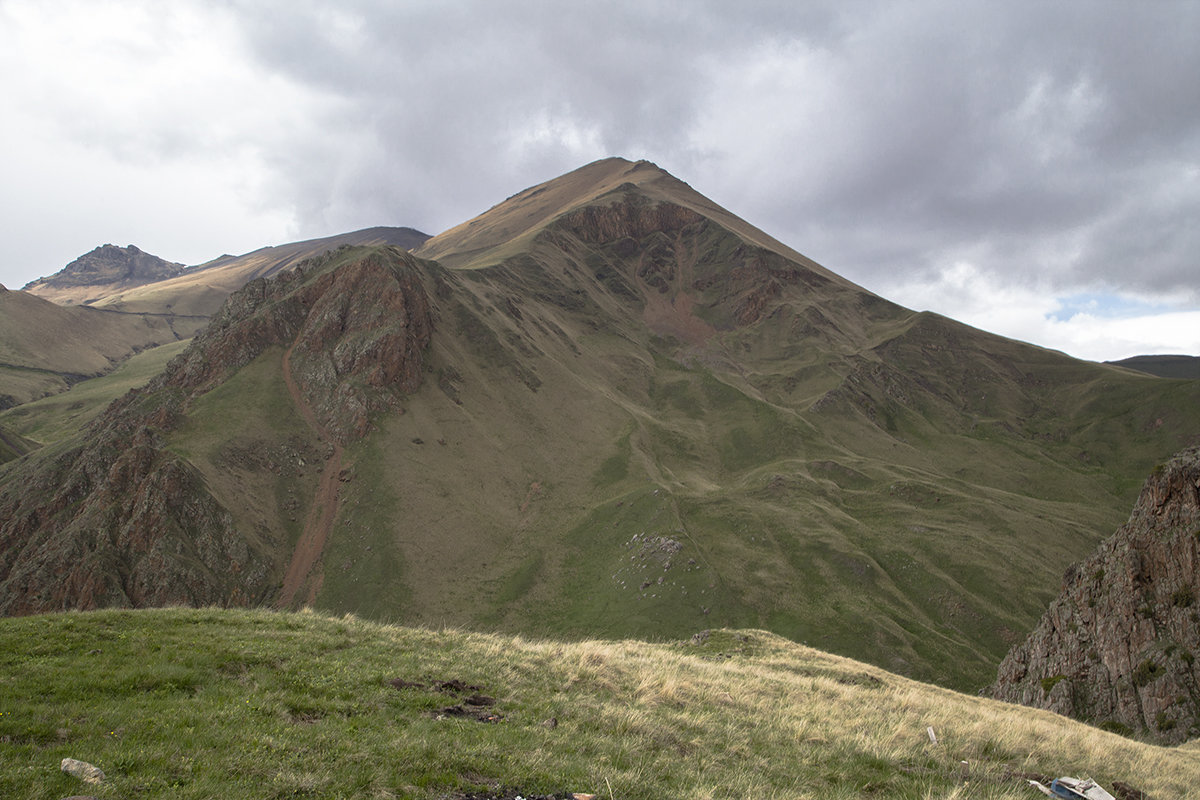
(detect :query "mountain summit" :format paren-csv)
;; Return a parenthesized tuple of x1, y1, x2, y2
(1, 159, 1198, 693)
(23, 244, 185, 304)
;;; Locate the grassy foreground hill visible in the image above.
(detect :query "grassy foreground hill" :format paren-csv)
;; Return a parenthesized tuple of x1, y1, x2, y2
(2, 607, 1197, 800)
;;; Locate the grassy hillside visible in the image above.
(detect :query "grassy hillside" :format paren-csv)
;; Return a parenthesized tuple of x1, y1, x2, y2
(0, 288, 194, 407)
(0, 339, 190, 447)
(0, 423, 34, 463)
(2, 607, 1196, 800)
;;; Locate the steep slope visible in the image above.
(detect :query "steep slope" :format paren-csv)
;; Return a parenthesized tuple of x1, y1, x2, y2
(418, 157, 852, 290)
(22, 243, 185, 305)
(992, 446, 1200, 742)
(0, 284, 194, 407)
(0, 246, 434, 614)
(1, 159, 1198, 694)
(0, 422, 34, 464)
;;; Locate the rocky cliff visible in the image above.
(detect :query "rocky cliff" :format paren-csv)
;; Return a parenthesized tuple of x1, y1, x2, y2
(0, 245, 434, 614)
(991, 445, 1200, 742)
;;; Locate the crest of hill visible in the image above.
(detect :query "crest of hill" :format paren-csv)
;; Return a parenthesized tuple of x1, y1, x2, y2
(0, 608, 1192, 799)
(416, 157, 857, 291)
(47, 227, 430, 318)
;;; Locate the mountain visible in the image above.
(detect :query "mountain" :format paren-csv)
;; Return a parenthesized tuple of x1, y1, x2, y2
(73, 226, 430, 318)
(2, 228, 430, 408)
(2, 158, 1198, 694)
(0, 283, 195, 408)
(991, 445, 1200, 742)
(1109, 355, 1200, 380)
(22, 243, 185, 305)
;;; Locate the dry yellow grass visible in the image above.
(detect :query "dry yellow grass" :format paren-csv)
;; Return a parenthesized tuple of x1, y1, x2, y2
(3, 608, 1196, 798)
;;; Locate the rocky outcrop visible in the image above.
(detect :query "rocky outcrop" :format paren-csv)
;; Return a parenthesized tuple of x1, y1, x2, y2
(24, 244, 185, 291)
(158, 246, 433, 443)
(561, 191, 705, 243)
(0, 246, 434, 614)
(991, 446, 1200, 742)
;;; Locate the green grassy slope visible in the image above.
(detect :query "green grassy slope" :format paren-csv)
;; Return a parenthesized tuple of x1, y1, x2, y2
(0, 423, 34, 464)
(2, 608, 1196, 800)
(0, 340, 190, 447)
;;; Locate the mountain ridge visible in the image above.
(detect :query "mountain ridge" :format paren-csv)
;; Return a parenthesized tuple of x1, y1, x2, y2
(2, 160, 1199, 694)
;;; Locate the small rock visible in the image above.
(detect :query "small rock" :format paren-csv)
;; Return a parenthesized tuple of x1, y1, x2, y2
(60, 758, 105, 783)
(1111, 781, 1148, 800)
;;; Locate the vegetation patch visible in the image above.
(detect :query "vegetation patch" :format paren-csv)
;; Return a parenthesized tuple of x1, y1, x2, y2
(1132, 659, 1166, 687)
(1039, 674, 1067, 694)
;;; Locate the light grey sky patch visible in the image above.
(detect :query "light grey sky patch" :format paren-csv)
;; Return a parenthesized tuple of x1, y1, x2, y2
(1, 0, 1196, 360)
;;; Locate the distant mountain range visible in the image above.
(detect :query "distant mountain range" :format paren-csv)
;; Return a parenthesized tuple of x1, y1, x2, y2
(1, 157, 1197, 698)
(1108, 355, 1200, 379)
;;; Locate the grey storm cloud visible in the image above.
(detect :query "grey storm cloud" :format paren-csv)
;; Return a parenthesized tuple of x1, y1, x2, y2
(2, 0, 1197, 358)
(200, 0, 1200, 299)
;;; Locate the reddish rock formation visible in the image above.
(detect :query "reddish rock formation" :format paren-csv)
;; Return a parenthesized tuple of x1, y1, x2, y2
(991, 445, 1200, 742)
(0, 246, 434, 614)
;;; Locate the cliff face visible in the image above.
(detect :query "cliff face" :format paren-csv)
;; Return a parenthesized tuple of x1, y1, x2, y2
(991, 445, 1200, 742)
(0, 246, 434, 614)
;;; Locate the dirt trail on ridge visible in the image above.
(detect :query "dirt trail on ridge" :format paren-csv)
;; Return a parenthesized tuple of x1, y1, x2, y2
(276, 343, 343, 608)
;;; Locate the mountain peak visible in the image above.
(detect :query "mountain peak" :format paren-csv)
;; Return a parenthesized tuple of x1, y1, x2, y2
(23, 243, 185, 296)
(415, 158, 853, 294)
(416, 157, 676, 267)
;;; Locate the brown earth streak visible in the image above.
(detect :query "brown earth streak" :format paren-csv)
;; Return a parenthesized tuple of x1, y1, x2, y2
(276, 342, 343, 609)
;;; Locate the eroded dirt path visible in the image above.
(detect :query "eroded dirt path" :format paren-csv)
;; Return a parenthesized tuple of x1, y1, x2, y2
(276, 342, 343, 608)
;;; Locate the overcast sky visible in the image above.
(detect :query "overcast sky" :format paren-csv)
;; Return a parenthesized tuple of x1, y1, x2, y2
(2, 0, 1197, 361)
